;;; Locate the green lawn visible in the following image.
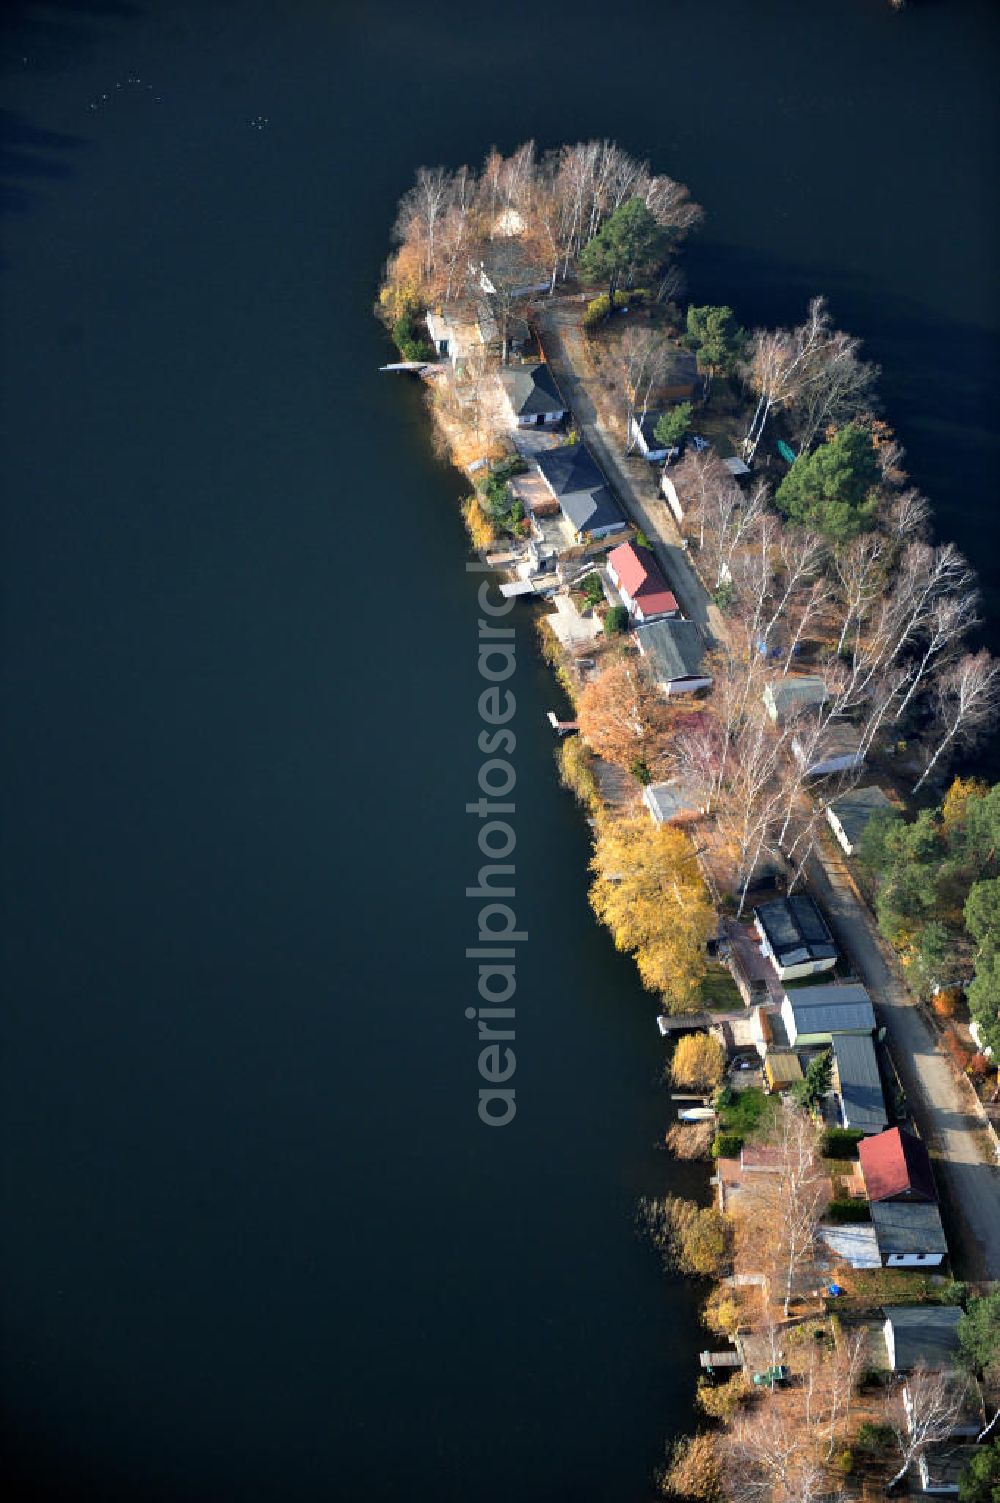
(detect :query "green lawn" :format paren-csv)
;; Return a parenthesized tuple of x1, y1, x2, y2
(699, 964, 743, 1011)
(718, 1086, 780, 1140)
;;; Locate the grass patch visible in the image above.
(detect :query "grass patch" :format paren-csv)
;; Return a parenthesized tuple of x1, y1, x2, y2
(716, 1086, 779, 1140)
(835, 1268, 959, 1308)
(699, 964, 742, 1011)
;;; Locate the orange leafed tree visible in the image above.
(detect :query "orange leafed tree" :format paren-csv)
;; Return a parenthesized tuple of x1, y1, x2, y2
(576, 657, 671, 770)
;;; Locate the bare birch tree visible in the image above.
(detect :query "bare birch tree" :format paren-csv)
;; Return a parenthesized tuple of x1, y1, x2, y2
(913, 649, 1000, 792)
(885, 1365, 971, 1492)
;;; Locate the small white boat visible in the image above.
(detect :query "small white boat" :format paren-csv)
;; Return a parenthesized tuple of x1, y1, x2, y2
(677, 1107, 717, 1123)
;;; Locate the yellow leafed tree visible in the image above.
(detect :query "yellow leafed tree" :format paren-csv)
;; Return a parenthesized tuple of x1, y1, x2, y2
(589, 814, 715, 1011)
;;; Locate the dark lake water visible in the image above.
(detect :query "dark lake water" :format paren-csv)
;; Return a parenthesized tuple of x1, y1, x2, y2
(0, 2, 996, 1499)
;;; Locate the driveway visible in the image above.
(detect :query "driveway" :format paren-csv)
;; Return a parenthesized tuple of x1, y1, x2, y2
(805, 841, 1000, 1278)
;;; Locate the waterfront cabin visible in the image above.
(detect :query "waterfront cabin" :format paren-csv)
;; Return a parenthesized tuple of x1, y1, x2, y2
(534, 443, 628, 544)
(752, 894, 837, 981)
(826, 786, 895, 856)
(858, 1127, 938, 1204)
(830, 1033, 887, 1134)
(633, 618, 712, 696)
(791, 719, 865, 778)
(780, 984, 876, 1047)
(762, 675, 828, 726)
(499, 362, 567, 429)
(870, 1202, 948, 1267)
(883, 1306, 963, 1373)
(606, 540, 678, 622)
(425, 303, 484, 367)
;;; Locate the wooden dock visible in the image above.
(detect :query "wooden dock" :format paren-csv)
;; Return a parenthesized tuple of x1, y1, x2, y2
(546, 712, 579, 736)
(700, 1349, 742, 1371)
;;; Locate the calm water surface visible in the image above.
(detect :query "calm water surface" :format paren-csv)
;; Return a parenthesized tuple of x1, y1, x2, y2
(0, 2, 996, 1499)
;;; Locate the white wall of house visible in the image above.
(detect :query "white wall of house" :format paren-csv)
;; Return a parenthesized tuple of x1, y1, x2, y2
(660, 674, 712, 697)
(513, 408, 565, 428)
(826, 807, 855, 854)
(758, 925, 836, 984)
(628, 416, 669, 462)
(884, 1251, 946, 1269)
(661, 472, 684, 524)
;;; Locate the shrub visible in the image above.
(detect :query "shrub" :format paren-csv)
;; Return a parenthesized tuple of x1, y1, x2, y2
(604, 605, 630, 636)
(665, 1121, 715, 1160)
(580, 572, 605, 607)
(696, 1374, 750, 1422)
(634, 530, 651, 548)
(821, 1127, 865, 1159)
(825, 1198, 871, 1223)
(712, 1131, 744, 1160)
(461, 495, 496, 551)
(391, 311, 434, 363)
(630, 757, 652, 785)
(967, 1052, 993, 1079)
(932, 987, 961, 1020)
(557, 737, 598, 810)
(583, 287, 649, 330)
(855, 1422, 894, 1453)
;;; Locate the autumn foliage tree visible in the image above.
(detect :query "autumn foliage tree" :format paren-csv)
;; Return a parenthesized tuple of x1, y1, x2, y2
(576, 657, 671, 770)
(589, 815, 715, 1010)
(660, 1432, 724, 1501)
(671, 1032, 726, 1092)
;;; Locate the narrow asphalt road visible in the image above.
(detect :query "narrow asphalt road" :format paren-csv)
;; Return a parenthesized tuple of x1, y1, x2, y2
(806, 841, 1000, 1277)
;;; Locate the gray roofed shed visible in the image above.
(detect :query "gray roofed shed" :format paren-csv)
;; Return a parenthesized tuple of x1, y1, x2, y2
(883, 1305, 962, 1372)
(832, 1033, 888, 1132)
(871, 1202, 948, 1260)
(783, 984, 876, 1043)
(827, 786, 895, 855)
(634, 619, 708, 685)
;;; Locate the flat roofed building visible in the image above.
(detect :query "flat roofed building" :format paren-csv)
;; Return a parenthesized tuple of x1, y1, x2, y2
(781, 984, 876, 1046)
(763, 1048, 804, 1093)
(792, 719, 865, 778)
(753, 895, 837, 980)
(642, 779, 702, 825)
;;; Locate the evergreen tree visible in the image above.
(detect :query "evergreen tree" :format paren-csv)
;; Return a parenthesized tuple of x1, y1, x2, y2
(579, 198, 669, 309)
(775, 421, 880, 538)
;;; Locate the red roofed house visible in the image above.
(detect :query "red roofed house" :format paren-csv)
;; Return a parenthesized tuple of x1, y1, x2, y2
(859, 1127, 938, 1203)
(606, 541, 679, 623)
